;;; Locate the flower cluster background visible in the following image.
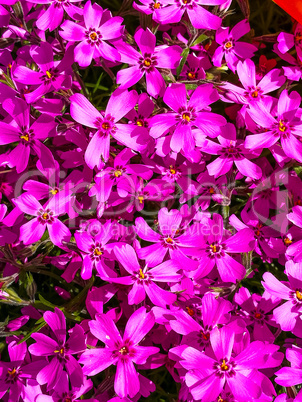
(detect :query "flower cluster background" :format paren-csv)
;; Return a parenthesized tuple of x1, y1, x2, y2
(0, 0, 302, 401)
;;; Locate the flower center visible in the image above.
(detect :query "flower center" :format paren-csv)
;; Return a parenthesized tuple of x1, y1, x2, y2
(296, 290, 302, 301)
(7, 368, 16, 378)
(278, 120, 286, 132)
(153, 1, 161, 8)
(20, 133, 29, 141)
(254, 312, 262, 319)
(45, 70, 52, 79)
(136, 119, 144, 126)
(283, 236, 292, 245)
(295, 32, 302, 43)
(102, 122, 110, 130)
(54, 347, 65, 356)
(94, 247, 103, 256)
(139, 268, 145, 279)
(224, 41, 233, 49)
(182, 112, 191, 122)
(210, 244, 218, 253)
(90, 32, 98, 41)
(200, 331, 210, 341)
(119, 346, 129, 355)
(165, 236, 174, 244)
(50, 187, 59, 195)
(186, 306, 195, 316)
(114, 170, 122, 178)
(220, 360, 229, 371)
(187, 71, 196, 80)
(137, 195, 144, 204)
(42, 212, 49, 220)
(251, 90, 258, 98)
(144, 58, 152, 67)
(170, 167, 176, 175)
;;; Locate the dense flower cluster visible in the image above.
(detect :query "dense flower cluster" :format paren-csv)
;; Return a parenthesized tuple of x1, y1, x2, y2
(0, 0, 301, 400)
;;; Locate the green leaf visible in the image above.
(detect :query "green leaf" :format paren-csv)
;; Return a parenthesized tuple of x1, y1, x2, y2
(176, 48, 190, 77)
(38, 294, 56, 309)
(190, 34, 208, 47)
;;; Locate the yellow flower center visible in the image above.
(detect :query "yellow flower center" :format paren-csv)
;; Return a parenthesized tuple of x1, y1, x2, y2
(296, 290, 302, 301)
(187, 71, 196, 80)
(210, 244, 217, 253)
(45, 70, 52, 79)
(54, 347, 64, 355)
(136, 119, 144, 126)
(153, 1, 160, 8)
(284, 236, 292, 245)
(224, 41, 233, 49)
(144, 59, 151, 67)
(139, 268, 145, 279)
(251, 90, 258, 98)
(50, 188, 59, 195)
(42, 212, 49, 220)
(138, 195, 144, 204)
(8, 368, 16, 377)
(90, 32, 98, 41)
(20, 134, 29, 141)
(182, 112, 191, 122)
(220, 360, 229, 371)
(169, 165, 176, 174)
(165, 237, 174, 244)
(114, 170, 122, 178)
(94, 247, 102, 256)
(278, 120, 286, 132)
(102, 122, 110, 130)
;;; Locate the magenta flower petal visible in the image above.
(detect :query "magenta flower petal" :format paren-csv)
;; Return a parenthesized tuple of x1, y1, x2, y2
(216, 253, 246, 283)
(19, 218, 45, 245)
(164, 83, 187, 111)
(245, 131, 278, 150)
(114, 244, 140, 275)
(115, 359, 140, 398)
(135, 28, 156, 54)
(85, 131, 110, 167)
(146, 68, 165, 98)
(89, 314, 123, 348)
(74, 41, 95, 67)
(37, 3, 63, 31)
(48, 219, 71, 247)
(262, 272, 291, 299)
(29, 333, 58, 356)
(60, 20, 86, 41)
(0, 122, 19, 144)
(106, 89, 138, 123)
(80, 348, 117, 376)
(124, 306, 155, 345)
(156, 46, 182, 69)
(116, 66, 144, 89)
(70, 93, 100, 129)
(187, 5, 221, 30)
(135, 217, 161, 242)
(227, 372, 261, 401)
(211, 326, 234, 361)
(83, 1, 103, 29)
(36, 357, 63, 389)
(43, 308, 66, 344)
(13, 193, 41, 215)
(128, 281, 146, 304)
(190, 373, 224, 402)
(144, 281, 176, 307)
